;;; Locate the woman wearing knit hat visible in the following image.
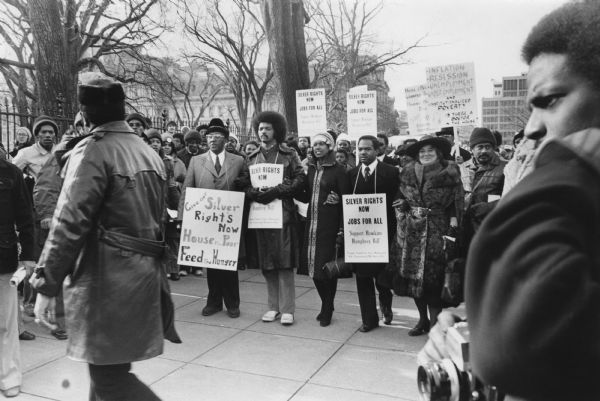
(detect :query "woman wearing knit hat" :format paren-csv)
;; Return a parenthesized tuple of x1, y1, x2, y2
(125, 112, 148, 137)
(297, 131, 350, 327)
(390, 135, 464, 336)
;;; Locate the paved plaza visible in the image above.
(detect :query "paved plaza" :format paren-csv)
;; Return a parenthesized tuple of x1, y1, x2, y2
(15, 269, 465, 400)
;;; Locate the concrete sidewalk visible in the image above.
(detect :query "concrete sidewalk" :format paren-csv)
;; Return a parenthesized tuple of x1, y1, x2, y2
(15, 269, 464, 400)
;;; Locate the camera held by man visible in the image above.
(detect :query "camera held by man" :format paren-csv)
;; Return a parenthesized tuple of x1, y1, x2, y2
(417, 322, 503, 401)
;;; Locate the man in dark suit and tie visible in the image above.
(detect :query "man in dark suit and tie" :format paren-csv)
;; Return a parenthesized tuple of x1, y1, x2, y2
(179, 118, 249, 318)
(348, 135, 399, 332)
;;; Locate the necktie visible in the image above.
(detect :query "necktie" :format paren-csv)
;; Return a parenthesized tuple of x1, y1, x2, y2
(215, 156, 221, 174)
(364, 166, 371, 179)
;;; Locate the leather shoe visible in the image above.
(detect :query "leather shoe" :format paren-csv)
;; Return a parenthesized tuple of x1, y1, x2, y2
(226, 308, 240, 318)
(382, 307, 393, 325)
(202, 306, 222, 316)
(19, 331, 36, 341)
(2, 386, 20, 398)
(51, 329, 68, 340)
(358, 323, 378, 333)
(408, 321, 430, 336)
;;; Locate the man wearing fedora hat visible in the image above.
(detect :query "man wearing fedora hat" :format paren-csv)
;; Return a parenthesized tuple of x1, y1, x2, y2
(179, 118, 249, 318)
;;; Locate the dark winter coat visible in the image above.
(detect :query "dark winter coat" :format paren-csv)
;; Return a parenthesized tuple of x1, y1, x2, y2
(33, 121, 170, 365)
(347, 161, 399, 278)
(245, 143, 306, 270)
(298, 151, 350, 279)
(466, 129, 600, 401)
(391, 160, 464, 304)
(0, 159, 34, 274)
(463, 153, 506, 235)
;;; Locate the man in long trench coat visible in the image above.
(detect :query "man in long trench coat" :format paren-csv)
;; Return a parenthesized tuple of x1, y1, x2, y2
(30, 75, 178, 401)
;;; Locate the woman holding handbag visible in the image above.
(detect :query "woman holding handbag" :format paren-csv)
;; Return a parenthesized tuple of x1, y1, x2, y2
(298, 131, 350, 327)
(391, 135, 464, 336)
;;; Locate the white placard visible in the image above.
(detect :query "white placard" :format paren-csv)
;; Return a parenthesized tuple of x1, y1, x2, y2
(296, 88, 327, 138)
(350, 85, 368, 92)
(405, 84, 435, 136)
(178, 188, 244, 270)
(343, 194, 389, 263)
(425, 62, 478, 128)
(248, 163, 284, 229)
(347, 90, 377, 139)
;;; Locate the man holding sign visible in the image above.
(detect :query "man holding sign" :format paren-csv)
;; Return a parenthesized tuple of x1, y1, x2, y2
(179, 118, 249, 319)
(347, 135, 399, 332)
(246, 111, 306, 326)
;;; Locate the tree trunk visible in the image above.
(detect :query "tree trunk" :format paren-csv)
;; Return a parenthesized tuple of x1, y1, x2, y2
(262, 0, 309, 133)
(29, 0, 77, 117)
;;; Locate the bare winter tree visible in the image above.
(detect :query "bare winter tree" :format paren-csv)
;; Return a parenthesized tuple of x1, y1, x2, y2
(129, 55, 225, 126)
(262, 0, 310, 133)
(0, 0, 168, 116)
(179, 0, 274, 135)
(304, 0, 425, 129)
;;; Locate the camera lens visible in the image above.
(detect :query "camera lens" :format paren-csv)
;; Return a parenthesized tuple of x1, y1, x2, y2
(417, 363, 452, 401)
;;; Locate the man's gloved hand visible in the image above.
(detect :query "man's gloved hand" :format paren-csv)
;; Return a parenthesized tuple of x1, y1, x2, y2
(246, 187, 261, 201)
(256, 187, 280, 204)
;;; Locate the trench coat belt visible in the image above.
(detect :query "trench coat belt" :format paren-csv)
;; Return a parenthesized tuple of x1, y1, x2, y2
(97, 226, 166, 258)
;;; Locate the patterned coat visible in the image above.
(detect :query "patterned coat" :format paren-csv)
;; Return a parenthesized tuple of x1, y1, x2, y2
(298, 151, 350, 279)
(391, 160, 464, 303)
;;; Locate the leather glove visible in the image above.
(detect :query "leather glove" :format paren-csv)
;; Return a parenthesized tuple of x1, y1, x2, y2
(256, 187, 280, 204)
(246, 188, 261, 201)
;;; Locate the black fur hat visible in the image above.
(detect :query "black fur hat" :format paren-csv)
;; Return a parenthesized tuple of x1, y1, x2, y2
(207, 117, 229, 138)
(252, 111, 287, 143)
(78, 75, 126, 125)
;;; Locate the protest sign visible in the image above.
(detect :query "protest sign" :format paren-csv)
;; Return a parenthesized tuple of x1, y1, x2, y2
(405, 84, 435, 136)
(248, 163, 284, 229)
(425, 62, 478, 128)
(342, 194, 389, 263)
(347, 90, 377, 139)
(296, 88, 327, 137)
(178, 188, 244, 271)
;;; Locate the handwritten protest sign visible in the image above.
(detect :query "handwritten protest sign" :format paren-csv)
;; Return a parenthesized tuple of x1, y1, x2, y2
(296, 89, 327, 137)
(347, 90, 377, 139)
(426, 62, 478, 128)
(178, 188, 244, 271)
(248, 163, 283, 229)
(405, 84, 435, 136)
(405, 62, 478, 135)
(342, 194, 389, 263)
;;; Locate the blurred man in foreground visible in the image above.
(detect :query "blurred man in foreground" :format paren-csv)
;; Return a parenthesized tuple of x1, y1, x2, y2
(419, 2, 600, 400)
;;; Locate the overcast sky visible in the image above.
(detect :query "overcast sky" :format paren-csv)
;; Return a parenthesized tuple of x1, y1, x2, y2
(373, 0, 569, 110)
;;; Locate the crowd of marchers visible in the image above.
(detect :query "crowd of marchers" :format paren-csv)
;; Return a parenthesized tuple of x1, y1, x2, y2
(2, 100, 533, 342)
(2, 1, 599, 399)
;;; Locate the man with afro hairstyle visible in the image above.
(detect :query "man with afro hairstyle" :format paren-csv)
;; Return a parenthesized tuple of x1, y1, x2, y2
(245, 111, 306, 326)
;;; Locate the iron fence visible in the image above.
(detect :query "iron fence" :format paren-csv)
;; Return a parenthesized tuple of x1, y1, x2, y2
(0, 98, 75, 154)
(0, 99, 256, 154)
